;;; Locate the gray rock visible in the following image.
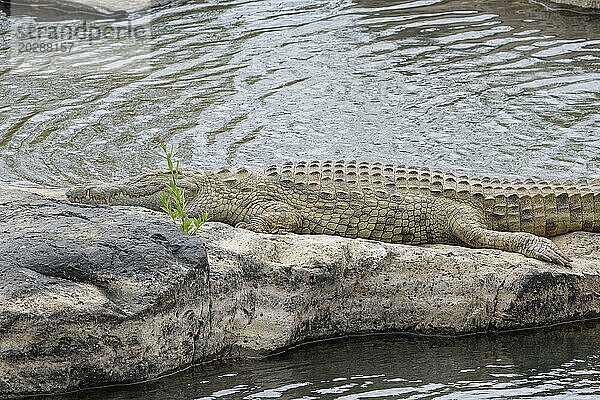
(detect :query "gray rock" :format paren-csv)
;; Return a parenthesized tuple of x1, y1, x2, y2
(1, 186, 599, 396)
(543, 0, 600, 9)
(0, 187, 209, 396)
(199, 222, 600, 356)
(2, 0, 173, 18)
(54, 0, 173, 13)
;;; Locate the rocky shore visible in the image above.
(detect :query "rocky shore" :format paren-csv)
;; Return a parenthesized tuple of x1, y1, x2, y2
(1, 186, 599, 396)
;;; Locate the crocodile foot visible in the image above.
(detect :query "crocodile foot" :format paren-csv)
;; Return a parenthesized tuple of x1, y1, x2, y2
(521, 236, 572, 267)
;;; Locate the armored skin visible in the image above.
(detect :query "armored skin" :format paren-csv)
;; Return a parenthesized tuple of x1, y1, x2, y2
(66, 161, 600, 266)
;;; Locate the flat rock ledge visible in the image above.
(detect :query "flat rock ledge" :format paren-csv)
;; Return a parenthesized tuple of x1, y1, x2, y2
(1, 187, 599, 396)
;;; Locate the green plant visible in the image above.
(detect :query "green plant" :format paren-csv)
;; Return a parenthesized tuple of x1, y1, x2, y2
(158, 142, 209, 234)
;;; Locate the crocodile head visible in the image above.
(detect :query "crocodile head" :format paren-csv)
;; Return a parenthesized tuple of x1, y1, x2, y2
(66, 171, 201, 211)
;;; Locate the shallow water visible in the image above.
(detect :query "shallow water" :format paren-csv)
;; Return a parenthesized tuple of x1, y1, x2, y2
(56, 320, 600, 400)
(2, 1, 600, 398)
(0, 0, 599, 187)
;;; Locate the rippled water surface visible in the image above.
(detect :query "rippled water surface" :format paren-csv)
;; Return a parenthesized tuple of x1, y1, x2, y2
(0, 0, 599, 186)
(55, 320, 600, 400)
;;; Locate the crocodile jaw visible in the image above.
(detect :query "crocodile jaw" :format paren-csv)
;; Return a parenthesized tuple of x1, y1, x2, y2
(67, 170, 207, 215)
(67, 186, 164, 210)
(66, 171, 193, 211)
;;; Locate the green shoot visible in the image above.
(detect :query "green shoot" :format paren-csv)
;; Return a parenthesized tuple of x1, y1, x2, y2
(158, 143, 209, 234)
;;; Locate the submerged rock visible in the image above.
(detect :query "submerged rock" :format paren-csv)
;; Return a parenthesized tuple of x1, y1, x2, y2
(22, 0, 170, 15)
(1, 186, 599, 396)
(58, 0, 174, 13)
(544, 0, 600, 9)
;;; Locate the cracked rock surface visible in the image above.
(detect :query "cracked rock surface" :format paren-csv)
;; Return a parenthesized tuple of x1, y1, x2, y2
(1, 186, 599, 396)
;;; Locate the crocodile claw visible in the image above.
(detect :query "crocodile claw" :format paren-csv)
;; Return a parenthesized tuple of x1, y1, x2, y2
(523, 236, 572, 268)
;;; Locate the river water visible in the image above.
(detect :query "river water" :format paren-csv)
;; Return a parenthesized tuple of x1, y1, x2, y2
(63, 320, 600, 400)
(1, 0, 600, 399)
(0, 0, 599, 186)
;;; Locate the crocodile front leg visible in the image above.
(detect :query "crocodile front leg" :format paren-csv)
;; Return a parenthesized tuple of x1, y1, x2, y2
(447, 204, 572, 267)
(235, 201, 302, 234)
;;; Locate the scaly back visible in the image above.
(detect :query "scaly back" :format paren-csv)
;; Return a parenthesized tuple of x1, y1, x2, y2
(264, 160, 600, 237)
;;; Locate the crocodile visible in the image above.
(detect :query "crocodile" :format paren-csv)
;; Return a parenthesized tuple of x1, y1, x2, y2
(66, 160, 600, 266)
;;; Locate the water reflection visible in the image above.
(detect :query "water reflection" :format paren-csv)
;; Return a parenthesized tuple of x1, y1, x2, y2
(1, 2, 599, 398)
(55, 320, 600, 399)
(0, 0, 598, 187)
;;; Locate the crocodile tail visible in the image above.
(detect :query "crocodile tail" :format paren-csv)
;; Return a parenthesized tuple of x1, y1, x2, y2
(474, 179, 600, 237)
(364, 164, 599, 237)
(369, 165, 599, 236)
